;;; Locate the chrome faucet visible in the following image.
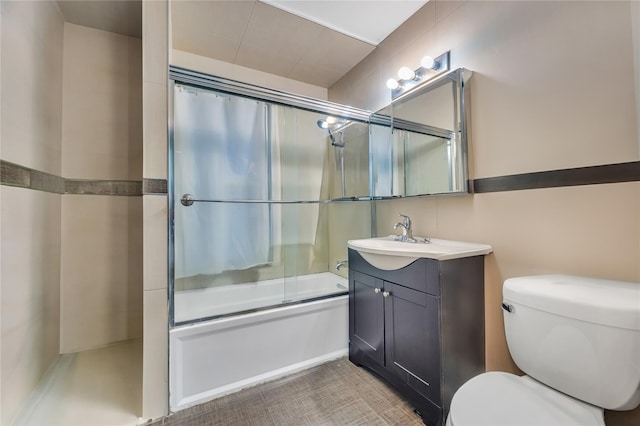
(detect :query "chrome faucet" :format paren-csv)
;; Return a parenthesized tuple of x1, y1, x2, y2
(394, 213, 417, 243)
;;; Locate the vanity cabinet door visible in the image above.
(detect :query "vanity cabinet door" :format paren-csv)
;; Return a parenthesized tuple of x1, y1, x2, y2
(350, 271, 385, 365)
(385, 282, 441, 405)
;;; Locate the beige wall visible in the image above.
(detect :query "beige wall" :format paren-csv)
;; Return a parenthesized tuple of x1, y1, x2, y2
(142, 0, 169, 420)
(330, 1, 640, 424)
(1, 2, 144, 420)
(633, 0, 640, 154)
(0, 1, 64, 423)
(62, 23, 142, 181)
(1, 1, 64, 176)
(60, 23, 143, 353)
(172, 49, 328, 100)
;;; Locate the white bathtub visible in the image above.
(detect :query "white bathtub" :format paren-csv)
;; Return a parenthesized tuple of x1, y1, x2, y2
(169, 272, 349, 411)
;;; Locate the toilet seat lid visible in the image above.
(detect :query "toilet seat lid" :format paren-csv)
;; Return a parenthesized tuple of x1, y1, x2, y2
(448, 372, 604, 426)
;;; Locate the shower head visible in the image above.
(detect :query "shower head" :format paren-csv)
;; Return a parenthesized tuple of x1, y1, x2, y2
(318, 119, 336, 145)
(318, 118, 345, 147)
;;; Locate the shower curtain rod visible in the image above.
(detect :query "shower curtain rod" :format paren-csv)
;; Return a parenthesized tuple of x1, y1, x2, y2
(179, 194, 400, 206)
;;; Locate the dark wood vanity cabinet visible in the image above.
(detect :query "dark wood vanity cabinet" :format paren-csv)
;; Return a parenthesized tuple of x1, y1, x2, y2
(348, 249, 486, 426)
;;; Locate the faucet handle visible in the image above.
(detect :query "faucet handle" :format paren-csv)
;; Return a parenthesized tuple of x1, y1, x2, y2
(398, 213, 411, 228)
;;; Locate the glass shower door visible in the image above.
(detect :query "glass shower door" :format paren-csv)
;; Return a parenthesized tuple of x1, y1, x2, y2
(171, 83, 346, 325)
(172, 84, 281, 323)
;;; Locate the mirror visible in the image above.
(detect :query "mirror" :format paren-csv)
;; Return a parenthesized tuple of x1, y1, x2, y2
(370, 68, 470, 197)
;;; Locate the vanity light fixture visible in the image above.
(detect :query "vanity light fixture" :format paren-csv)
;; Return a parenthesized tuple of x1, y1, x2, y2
(420, 55, 436, 70)
(397, 66, 416, 81)
(386, 78, 400, 90)
(386, 51, 451, 100)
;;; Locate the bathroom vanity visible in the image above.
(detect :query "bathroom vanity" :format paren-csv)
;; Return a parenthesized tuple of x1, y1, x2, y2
(347, 237, 492, 426)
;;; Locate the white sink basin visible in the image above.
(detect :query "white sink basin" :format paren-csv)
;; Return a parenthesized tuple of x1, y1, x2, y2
(347, 236, 493, 270)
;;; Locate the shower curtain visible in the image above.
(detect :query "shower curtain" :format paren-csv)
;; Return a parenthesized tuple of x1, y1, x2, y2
(174, 86, 271, 278)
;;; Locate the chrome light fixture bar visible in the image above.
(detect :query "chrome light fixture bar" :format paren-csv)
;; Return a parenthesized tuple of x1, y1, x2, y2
(387, 51, 450, 100)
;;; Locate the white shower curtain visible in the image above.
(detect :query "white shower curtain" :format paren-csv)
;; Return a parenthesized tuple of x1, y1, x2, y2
(174, 86, 271, 279)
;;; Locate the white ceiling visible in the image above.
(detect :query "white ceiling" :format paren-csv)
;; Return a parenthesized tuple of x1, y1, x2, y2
(57, 0, 142, 38)
(56, 0, 428, 88)
(262, 0, 427, 46)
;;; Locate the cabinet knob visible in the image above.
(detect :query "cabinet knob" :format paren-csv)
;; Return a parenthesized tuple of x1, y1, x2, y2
(374, 288, 381, 293)
(383, 291, 391, 298)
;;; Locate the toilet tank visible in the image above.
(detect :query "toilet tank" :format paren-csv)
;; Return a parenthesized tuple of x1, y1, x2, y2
(502, 274, 640, 411)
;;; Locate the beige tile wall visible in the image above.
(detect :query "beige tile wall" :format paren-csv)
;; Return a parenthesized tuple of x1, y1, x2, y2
(142, 286, 168, 418)
(634, 1, 640, 155)
(2, 0, 145, 421)
(0, 1, 64, 423)
(0, 187, 63, 424)
(142, 0, 169, 420)
(142, 0, 168, 180)
(60, 196, 142, 352)
(130, 33, 144, 180)
(171, 50, 328, 100)
(0, 0, 64, 176)
(61, 23, 142, 180)
(329, 1, 640, 424)
(59, 23, 143, 353)
(328, 201, 372, 280)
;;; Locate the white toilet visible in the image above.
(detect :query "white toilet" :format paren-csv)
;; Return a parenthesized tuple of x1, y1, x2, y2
(447, 274, 640, 426)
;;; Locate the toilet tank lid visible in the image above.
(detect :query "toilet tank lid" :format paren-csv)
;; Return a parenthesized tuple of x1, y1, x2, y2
(503, 275, 640, 331)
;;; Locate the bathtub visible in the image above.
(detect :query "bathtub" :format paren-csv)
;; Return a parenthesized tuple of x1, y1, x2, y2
(169, 272, 349, 411)
(174, 272, 348, 323)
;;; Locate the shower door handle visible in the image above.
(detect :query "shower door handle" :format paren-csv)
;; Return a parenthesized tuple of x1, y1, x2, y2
(181, 194, 194, 206)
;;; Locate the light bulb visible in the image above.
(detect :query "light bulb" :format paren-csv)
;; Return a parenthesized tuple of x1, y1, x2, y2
(420, 56, 436, 70)
(397, 66, 415, 80)
(386, 78, 400, 90)
(326, 116, 337, 124)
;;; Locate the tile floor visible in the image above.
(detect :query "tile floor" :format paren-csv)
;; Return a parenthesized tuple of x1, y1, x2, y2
(152, 358, 425, 426)
(12, 347, 424, 426)
(12, 339, 142, 426)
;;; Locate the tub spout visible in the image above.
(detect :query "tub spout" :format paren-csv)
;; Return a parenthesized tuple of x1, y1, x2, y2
(335, 260, 348, 271)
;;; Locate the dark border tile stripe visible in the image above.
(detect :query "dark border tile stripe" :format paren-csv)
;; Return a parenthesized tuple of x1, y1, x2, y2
(64, 179, 143, 196)
(143, 178, 168, 195)
(1, 160, 64, 193)
(472, 161, 640, 193)
(1, 161, 31, 187)
(32, 170, 65, 193)
(1, 160, 146, 196)
(4, 159, 639, 197)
